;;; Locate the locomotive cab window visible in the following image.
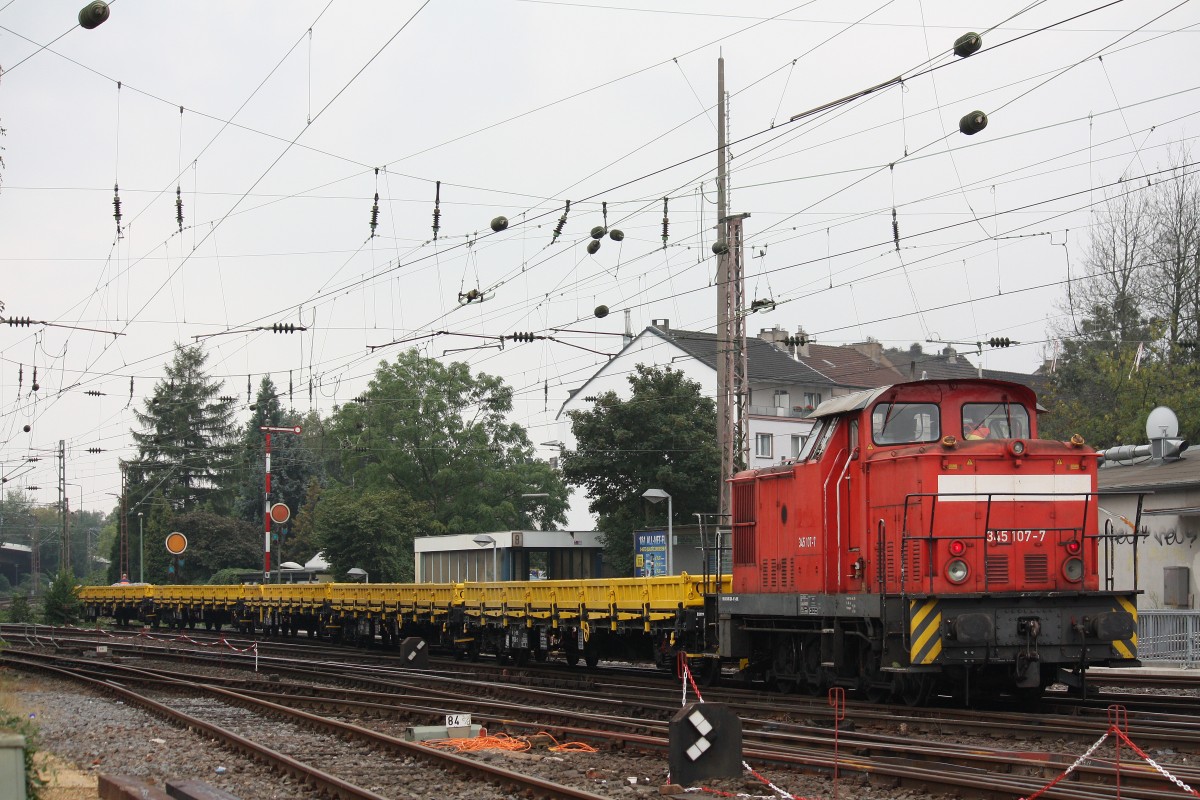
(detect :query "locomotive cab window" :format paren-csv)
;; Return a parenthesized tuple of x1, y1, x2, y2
(801, 417, 838, 461)
(872, 402, 940, 445)
(961, 402, 1030, 440)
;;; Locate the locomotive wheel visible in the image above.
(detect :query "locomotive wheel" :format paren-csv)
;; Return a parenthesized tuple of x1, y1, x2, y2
(895, 674, 935, 706)
(533, 648, 547, 662)
(771, 639, 799, 693)
(802, 642, 825, 696)
(565, 647, 580, 667)
(584, 649, 600, 669)
(515, 648, 531, 666)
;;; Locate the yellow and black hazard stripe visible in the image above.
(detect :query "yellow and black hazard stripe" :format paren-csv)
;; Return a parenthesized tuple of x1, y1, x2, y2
(909, 598, 942, 665)
(1111, 595, 1138, 660)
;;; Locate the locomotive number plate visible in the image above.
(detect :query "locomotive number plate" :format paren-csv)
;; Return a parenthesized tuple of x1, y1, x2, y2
(986, 529, 1047, 545)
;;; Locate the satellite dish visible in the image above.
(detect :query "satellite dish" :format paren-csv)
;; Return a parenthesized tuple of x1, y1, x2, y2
(1146, 406, 1179, 440)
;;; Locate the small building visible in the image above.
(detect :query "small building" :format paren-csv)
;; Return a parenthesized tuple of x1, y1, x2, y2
(0, 543, 31, 586)
(414, 530, 605, 582)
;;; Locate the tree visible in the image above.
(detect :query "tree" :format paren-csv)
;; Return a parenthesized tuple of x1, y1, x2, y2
(231, 377, 321, 526)
(146, 511, 261, 583)
(314, 483, 429, 582)
(7, 593, 33, 623)
(126, 343, 239, 516)
(41, 570, 81, 625)
(325, 350, 568, 535)
(560, 365, 720, 574)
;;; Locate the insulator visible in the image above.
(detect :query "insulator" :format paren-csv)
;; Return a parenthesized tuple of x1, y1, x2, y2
(609, 229, 624, 242)
(959, 110, 988, 135)
(661, 197, 669, 248)
(712, 240, 729, 255)
(289, 370, 293, 402)
(85, 390, 102, 396)
(129, 376, 134, 401)
(78, 1, 109, 29)
(552, 200, 571, 243)
(988, 336, 1012, 348)
(86, 447, 103, 453)
(594, 304, 609, 318)
(590, 226, 606, 240)
(32, 367, 38, 392)
(369, 192, 380, 237)
(432, 180, 441, 241)
(953, 32, 982, 58)
(490, 216, 509, 233)
(272, 323, 298, 333)
(583, 396, 597, 402)
(113, 184, 122, 226)
(176, 186, 184, 232)
(587, 240, 600, 255)
(892, 208, 900, 250)
(247, 375, 252, 403)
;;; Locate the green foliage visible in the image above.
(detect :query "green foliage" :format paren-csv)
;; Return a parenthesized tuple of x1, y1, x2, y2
(126, 343, 239, 516)
(0, 573, 9, 593)
(561, 365, 720, 574)
(0, 710, 46, 800)
(314, 482, 429, 582)
(8, 593, 34, 623)
(325, 349, 568, 535)
(150, 511, 261, 583)
(41, 570, 81, 625)
(208, 567, 249, 585)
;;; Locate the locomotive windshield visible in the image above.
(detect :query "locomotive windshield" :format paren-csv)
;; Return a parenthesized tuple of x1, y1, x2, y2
(961, 402, 1030, 440)
(872, 402, 940, 445)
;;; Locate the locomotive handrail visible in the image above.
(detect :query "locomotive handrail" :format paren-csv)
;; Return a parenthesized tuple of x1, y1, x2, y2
(899, 489, 1149, 595)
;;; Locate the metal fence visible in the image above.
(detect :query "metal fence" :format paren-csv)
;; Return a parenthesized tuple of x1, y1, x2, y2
(1137, 610, 1200, 667)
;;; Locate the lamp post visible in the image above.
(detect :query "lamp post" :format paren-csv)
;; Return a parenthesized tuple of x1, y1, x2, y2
(642, 488, 673, 576)
(137, 512, 144, 583)
(473, 533, 498, 580)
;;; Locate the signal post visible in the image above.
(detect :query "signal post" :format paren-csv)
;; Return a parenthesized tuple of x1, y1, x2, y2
(260, 424, 301, 583)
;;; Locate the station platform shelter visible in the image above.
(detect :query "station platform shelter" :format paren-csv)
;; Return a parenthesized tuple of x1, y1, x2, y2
(414, 530, 605, 582)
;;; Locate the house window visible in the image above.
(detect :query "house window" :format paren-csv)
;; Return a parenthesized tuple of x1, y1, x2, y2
(773, 389, 790, 408)
(803, 392, 822, 409)
(755, 433, 773, 458)
(790, 435, 805, 458)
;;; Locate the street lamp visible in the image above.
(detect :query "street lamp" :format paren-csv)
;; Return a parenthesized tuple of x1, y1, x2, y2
(642, 488, 673, 576)
(472, 533, 498, 581)
(137, 512, 144, 583)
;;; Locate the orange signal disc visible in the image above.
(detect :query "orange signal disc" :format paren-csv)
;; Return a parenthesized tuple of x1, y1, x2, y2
(270, 502, 291, 524)
(165, 532, 188, 555)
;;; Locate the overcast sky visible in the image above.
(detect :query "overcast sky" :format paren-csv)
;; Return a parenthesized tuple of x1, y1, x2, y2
(1, 0, 1196, 514)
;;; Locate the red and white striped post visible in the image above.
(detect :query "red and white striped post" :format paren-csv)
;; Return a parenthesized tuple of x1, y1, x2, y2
(259, 425, 302, 583)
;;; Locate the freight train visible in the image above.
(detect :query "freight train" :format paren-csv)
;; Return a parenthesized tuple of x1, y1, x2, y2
(79, 378, 1141, 703)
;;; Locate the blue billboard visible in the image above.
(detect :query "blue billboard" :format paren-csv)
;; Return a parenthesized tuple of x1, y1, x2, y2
(634, 530, 667, 577)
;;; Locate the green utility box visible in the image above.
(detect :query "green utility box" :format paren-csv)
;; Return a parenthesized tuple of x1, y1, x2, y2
(0, 733, 27, 800)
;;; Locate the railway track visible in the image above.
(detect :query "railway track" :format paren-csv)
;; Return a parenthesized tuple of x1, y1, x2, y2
(7, 626, 1200, 800)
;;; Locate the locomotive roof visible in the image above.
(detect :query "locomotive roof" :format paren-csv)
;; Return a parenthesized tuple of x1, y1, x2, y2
(809, 378, 1040, 419)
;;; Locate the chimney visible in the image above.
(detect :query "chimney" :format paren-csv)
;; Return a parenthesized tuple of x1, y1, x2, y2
(623, 309, 633, 348)
(759, 325, 787, 349)
(852, 339, 883, 364)
(943, 345, 957, 364)
(796, 326, 810, 358)
(652, 318, 670, 332)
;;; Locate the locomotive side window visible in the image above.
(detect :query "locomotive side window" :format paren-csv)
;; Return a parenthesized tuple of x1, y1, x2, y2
(961, 402, 1030, 440)
(872, 402, 940, 445)
(803, 418, 839, 461)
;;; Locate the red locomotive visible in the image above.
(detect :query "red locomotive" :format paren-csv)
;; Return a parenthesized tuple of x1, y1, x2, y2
(720, 378, 1140, 703)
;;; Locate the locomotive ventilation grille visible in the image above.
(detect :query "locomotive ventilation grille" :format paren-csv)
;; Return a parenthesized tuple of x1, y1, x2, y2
(985, 555, 1009, 585)
(760, 557, 795, 589)
(1024, 554, 1049, 583)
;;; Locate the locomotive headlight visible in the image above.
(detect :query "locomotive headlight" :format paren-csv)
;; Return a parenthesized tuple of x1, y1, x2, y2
(946, 559, 970, 584)
(1062, 557, 1084, 583)
(1009, 440, 1026, 456)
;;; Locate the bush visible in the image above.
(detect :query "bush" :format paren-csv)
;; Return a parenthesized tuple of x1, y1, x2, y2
(208, 568, 249, 585)
(0, 710, 47, 800)
(0, 573, 10, 593)
(8, 593, 34, 623)
(41, 571, 81, 625)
